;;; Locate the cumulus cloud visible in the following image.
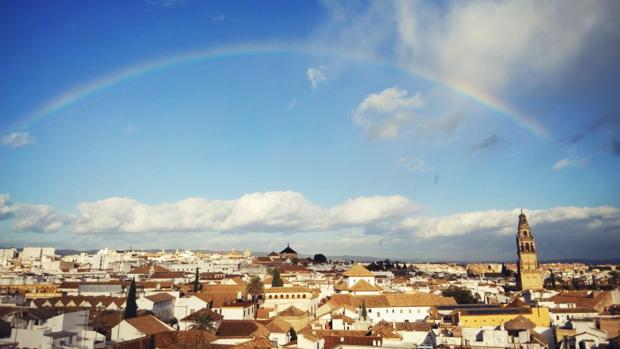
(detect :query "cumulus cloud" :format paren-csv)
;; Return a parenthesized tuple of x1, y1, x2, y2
(0, 194, 14, 220)
(56, 191, 418, 235)
(0, 194, 70, 232)
(553, 158, 589, 170)
(2, 193, 619, 259)
(353, 87, 423, 139)
(471, 134, 510, 151)
(1, 131, 35, 148)
(307, 65, 328, 89)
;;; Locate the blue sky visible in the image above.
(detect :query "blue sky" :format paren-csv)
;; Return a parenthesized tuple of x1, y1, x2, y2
(1, 0, 619, 260)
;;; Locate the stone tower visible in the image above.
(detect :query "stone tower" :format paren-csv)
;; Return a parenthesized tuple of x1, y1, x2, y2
(516, 211, 543, 290)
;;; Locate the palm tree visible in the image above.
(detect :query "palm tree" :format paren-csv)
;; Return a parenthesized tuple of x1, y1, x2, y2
(189, 313, 218, 333)
(246, 276, 264, 301)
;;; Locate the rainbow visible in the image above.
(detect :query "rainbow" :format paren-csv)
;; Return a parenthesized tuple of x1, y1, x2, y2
(16, 42, 548, 138)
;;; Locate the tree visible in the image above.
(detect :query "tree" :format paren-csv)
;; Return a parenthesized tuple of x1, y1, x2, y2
(189, 313, 218, 333)
(124, 278, 138, 319)
(442, 286, 478, 304)
(360, 301, 368, 321)
(193, 268, 201, 293)
(592, 275, 598, 290)
(313, 254, 327, 264)
(246, 276, 264, 301)
(271, 269, 284, 287)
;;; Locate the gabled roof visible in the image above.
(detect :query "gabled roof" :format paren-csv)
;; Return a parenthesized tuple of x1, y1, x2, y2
(279, 244, 297, 254)
(260, 317, 292, 333)
(145, 293, 175, 303)
(506, 298, 529, 308)
(344, 264, 374, 277)
(504, 315, 537, 331)
(278, 306, 309, 317)
(349, 279, 382, 292)
(125, 314, 172, 335)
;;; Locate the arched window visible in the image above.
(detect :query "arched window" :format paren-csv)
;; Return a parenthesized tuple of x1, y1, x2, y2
(525, 244, 530, 252)
(523, 230, 528, 237)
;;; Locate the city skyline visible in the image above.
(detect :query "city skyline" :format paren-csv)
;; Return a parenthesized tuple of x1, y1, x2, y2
(1, 1, 620, 259)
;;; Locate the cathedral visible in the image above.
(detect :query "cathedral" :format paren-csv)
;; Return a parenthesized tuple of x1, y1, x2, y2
(516, 211, 544, 290)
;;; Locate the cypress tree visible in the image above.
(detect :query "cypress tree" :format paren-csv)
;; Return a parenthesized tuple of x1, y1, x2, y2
(361, 301, 368, 320)
(550, 270, 556, 289)
(193, 268, 201, 293)
(592, 275, 597, 290)
(124, 278, 138, 319)
(272, 269, 284, 287)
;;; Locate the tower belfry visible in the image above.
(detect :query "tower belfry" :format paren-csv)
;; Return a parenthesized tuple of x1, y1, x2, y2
(516, 211, 543, 290)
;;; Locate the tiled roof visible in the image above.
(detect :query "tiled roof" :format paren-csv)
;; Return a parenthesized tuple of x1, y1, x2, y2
(216, 320, 270, 338)
(344, 264, 374, 277)
(125, 314, 173, 335)
(181, 307, 224, 322)
(154, 330, 217, 349)
(278, 306, 309, 317)
(145, 293, 175, 303)
(228, 336, 273, 349)
(259, 317, 292, 333)
(504, 315, 536, 331)
(348, 279, 382, 292)
(194, 292, 241, 308)
(330, 293, 456, 309)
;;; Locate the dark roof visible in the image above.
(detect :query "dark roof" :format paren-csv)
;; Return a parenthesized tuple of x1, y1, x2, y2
(435, 304, 498, 311)
(45, 331, 77, 339)
(279, 244, 297, 254)
(216, 320, 269, 337)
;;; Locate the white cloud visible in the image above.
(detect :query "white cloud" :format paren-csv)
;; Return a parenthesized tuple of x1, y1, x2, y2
(1, 132, 35, 148)
(2, 193, 620, 259)
(553, 157, 588, 170)
(318, 1, 617, 93)
(399, 206, 620, 239)
(395, 0, 613, 91)
(398, 156, 431, 173)
(307, 65, 328, 89)
(353, 87, 424, 139)
(65, 191, 418, 235)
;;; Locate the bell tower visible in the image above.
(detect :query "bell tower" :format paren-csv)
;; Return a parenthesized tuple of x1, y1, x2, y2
(516, 210, 543, 290)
